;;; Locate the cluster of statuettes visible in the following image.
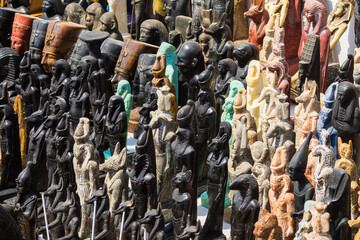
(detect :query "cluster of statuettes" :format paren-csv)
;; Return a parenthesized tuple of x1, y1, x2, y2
(1, 0, 360, 238)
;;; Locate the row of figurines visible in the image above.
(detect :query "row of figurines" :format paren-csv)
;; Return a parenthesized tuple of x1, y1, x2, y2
(10, 102, 359, 240)
(1, 0, 354, 103)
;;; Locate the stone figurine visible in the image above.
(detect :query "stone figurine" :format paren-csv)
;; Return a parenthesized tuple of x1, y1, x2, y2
(322, 168, 351, 240)
(220, 80, 244, 125)
(251, 141, 270, 211)
(41, 21, 86, 73)
(139, 19, 169, 47)
(294, 79, 320, 147)
(29, 19, 49, 66)
(99, 143, 128, 218)
(15, 162, 37, 240)
(111, 38, 158, 86)
(244, 0, 269, 48)
(332, 81, 360, 138)
(201, 121, 231, 240)
(100, 37, 123, 81)
(116, 80, 133, 124)
(84, 3, 105, 30)
(73, 117, 99, 239)
(327, 0, 354, 51)
(105, 95, 127, 154)
(316, 84, 338, 153)
(313, 132, 336, 202)
(176, 41, 205, 106)
(67, 31, 90, 73)
(172, 166, 193, 238)
(134, 88, 158, 139)
(215, 58, 238, 122)
(149, 85, 177, 205)
(171, 100, 197, 225)
(233, 43, 259, 84)
(0, 48, 20, 93)
(335, 138, 359, 219)
(96, 12, 123, 41)
(40, 0, 64, 20)
(64, 3, 85, 24)
(0, 88, 22, 190)
(253, 209, 282, 240)
(132, 53, 156, 107)
(230, 174, 260, 240)
(299, 0, 330, 93)
(195, 87, 217, 181)
(289, 132, 315, 223)
(168, 16, 191, 52)
(11, 13, 38, 56)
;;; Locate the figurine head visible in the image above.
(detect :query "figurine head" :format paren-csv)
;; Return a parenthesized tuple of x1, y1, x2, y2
(270, 174, 291, 194)
(74, 117, 90, 143)
(270, 146, 287, 175)
(52, 59, 70, 78)
(222, 97, 234, 113)
(0, 47, 20, 82)
(117, 80, 131, 96)
(338, 137, 353, 160)
(197, 65, 216, 90)
(233, 89, 247, 112)
(336, 54, 354, 83)
(233, 42, 259, 66)
(323, 83, 336, 109)
(250, 141, 269, 164)
(29, 19, 49, 64)
(177, 100, 195, 128)
(217, 58, 237, 78)
(39, 74, 50, 89)
(172, 166, 192, 188)
(16, 161, 34, 195)
(67, 31, 90, 73)
(169, 29, 183, 51)
(198, 32, 212, 53)
(108, 95, 125, 113)
(197, 89, 211, 104)
(42, 0, 64, 19)
(69, 59, 89, 89)
(227, 80, 244, 99)
(304, 0, 328, 34)
(139, 19, 168, 46)
(229, 174, 259, 199)
(208, 121, 232, 153)
(289, 131, 312, 181)
(152, 54, 166, 78)
(97, 12, 118, 33)
(41, 21, 86, 72)
(176, 41, 204, 75)
(64, 3, 85, 24)
(11, 13, 38, 55)
(85, 3, 104, 30)
(337, 81, 357, 105)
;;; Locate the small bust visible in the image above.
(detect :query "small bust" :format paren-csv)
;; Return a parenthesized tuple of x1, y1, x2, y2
(64, 3, 85, 24)
(41, 0, 64, 20)
(96, 12, 123, 41)
(139, 19, 169, 46)
(85, 2, 105, 30)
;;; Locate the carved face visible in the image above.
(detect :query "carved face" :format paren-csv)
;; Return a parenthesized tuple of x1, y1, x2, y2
(139, 27, 154, 44)
(30, 49, 42, 64)
(41, 52, 57, 73)
(176, 56, 192, 74)
(11, 39, 25, 54)
(99, 14, 113, 32)
(334, 2, 344, 16)
(217, 63, 226, 75)
(85, 11, 96, 29)
(305, 9, 315, 22)
(42, 0, 53, 13)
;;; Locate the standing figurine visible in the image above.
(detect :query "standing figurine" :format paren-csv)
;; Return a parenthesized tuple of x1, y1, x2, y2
(73, 117, 99, 239)
(299, 0, 330, 93)
(176, 41, 205, 106)
(14, 162, 37, 240)
(322, 168, 351, 240)
(289, 132, 315, 223)
(201, 122, 231, 240)
(221, 80, 244, 125)
(327, 0, 354, 51)
(105, 95, 127, 154)
(116, 80, 133, 124)
(230, 174, 260, 240)
(251, 141, 270, 211)
(171, 100, 197, 224)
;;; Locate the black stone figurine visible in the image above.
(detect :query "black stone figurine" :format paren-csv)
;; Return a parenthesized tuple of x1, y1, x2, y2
(134, 87, 158, 139)
(201, 121, 231, 240)
(50, 59, 71, 102)
(0, 8, 18, 47)
(105, 95, 127, 154)
(289, 131, 315, 223)
(322, 168, 351, 240)
(29, 19, 49, 66)
(229, 174, 260, 240)
(176, 41, 205, 107)
(40, 0, 64, 20)
(8, 0, 29, 13)
(233, 42, 259, 86)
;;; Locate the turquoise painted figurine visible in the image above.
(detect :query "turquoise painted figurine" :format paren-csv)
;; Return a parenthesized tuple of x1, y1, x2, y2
(220, 80, 245, 126)
(116, 80, 133, 124)
(294, 200, 316, 240)
(157, 42, 178, 100)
